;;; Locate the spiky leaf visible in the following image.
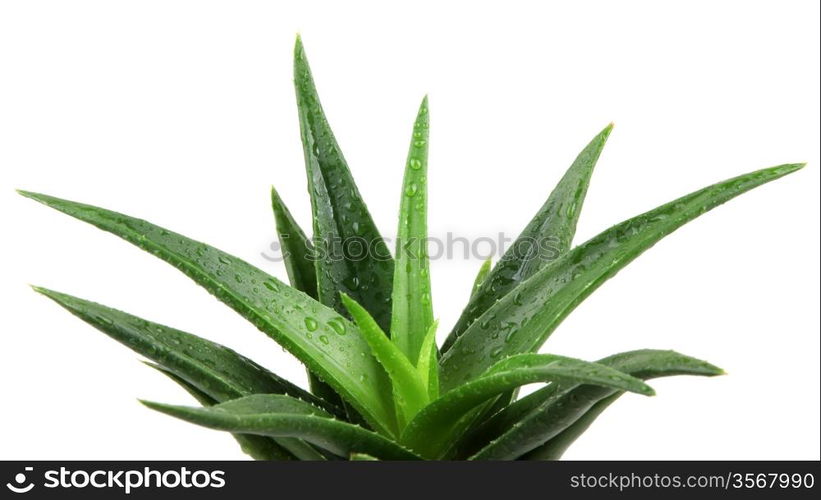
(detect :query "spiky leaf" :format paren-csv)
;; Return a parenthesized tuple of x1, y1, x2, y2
(342, 293, 428, 426)
(270, 186, 318, 299)
(145, 362, 296, 460)
(440, 163, 804, 389)
(33, 287, 332, 411)
(470, 259, 492, 299)
(391, 96, 434, 365)
(401, 354, 653, 459)
(271, 186, 344, 409)
(142, 395, 420, 460)
(520, 393, 620, 460)
(294, 36, 394, 331)
(20, 192, 396, 435)
(465, 350, 724, 459)
(416, 320, 440, 400)
(442, 124, 612, 353)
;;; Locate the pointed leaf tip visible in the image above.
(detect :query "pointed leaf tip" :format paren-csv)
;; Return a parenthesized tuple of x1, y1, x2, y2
(140, 400, 198, 420)
(17, 189, 38, 201)
(31, 285, 60, 300)
(139, 399, 166, 411)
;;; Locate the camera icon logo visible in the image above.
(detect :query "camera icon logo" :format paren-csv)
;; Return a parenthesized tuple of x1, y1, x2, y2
(6, 467, 35, 494)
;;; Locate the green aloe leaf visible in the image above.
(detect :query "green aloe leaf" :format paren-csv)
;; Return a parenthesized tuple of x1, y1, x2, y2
(144, 362, 299, 460)
(465, 350, 724, 460)
(271, 186, 318, 299)
(341, 293, 428, 427)
(20, 192, 397, 436)
(401, 353, 653, 459)
(520, 392, 620, 460)
(271, 186, 344, 409)
(35, 291, 339, 461)
(470, 259, 492, 299)
(416, 319, 440, 400)
(32, 287, 335, 460)
(391, 96, 434, 365)
(33, 287, 334, 412)
(441, 124, 612, 353)
(523, 350, 724, 461)
(294, 36, 394, 331)
(147, 391, 330, 461)
(440, 163, 804, 390)
(142, 394, 420, 460)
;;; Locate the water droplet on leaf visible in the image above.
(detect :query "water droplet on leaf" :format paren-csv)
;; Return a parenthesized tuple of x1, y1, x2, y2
(304, 317, 318, 331)
(328, 318, 347, 335)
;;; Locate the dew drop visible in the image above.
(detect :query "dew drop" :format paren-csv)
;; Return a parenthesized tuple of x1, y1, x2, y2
(343, 276, 360, 291)
(405, 183, 419, 197)
(304, 317, 319, 331)
(319, 335, 330, 345)
(409, 158, 422, 170)
(328, 318, 347, 335)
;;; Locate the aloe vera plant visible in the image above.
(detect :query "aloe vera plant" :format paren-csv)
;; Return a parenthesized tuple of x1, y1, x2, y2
(20, 37, 803, 460)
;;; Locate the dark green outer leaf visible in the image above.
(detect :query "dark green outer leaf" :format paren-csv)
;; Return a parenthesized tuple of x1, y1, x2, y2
(271, 186, 344, 409)
(440, 163, 804, 390)
(294, 36, 394, 332)
(20, 192, 397, 436)
(271, 186, 318, 299)
(36, 289, 339, 460)
(441, 124, 612, 353)
(142, 395, 420, 460)
(33, 287, 333, 411)
(465, 349, 724, 460)
(401, 354, 653, 459)
(470, 259, 492, 299)
(524, 350, 724, 461)
(143, 394, 330, 460)
(391, 96, 434, 365)
(144, 362, 296, 460)
(34, 287, 337, 460)
(520, 392, 620, 460)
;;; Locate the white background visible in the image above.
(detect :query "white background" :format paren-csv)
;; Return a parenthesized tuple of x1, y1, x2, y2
(1, 0, 818, 460)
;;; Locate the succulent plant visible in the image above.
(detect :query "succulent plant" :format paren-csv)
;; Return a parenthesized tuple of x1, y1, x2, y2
(19, 37, 803, 460)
